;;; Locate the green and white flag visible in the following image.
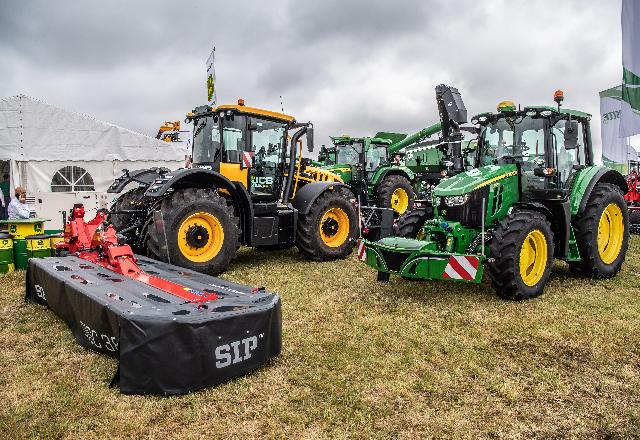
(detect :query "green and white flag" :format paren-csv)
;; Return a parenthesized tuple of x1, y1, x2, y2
(206, 47, 217, 106)
(621, 0, 640, 137)
(600, 85, 628, 164)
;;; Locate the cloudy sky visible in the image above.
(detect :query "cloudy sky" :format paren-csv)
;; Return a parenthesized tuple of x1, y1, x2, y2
(0, 0, 627, 158)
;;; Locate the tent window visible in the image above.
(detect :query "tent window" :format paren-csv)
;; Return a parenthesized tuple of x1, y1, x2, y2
(51, 166, 95, 192)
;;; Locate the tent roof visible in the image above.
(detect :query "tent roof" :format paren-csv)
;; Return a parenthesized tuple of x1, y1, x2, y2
(0, 95, 188, 162)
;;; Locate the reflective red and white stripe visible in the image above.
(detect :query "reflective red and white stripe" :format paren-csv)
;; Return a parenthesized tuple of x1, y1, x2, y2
(357, 240, 367, 261)
(441, 255, 479, 281)
(242, 151, 254, 168)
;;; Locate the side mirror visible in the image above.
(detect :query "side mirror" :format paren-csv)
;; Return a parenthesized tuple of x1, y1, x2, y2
(318, 145, 328, 161)
(306, 126, 314, 153)
(564, 120, 579, 150)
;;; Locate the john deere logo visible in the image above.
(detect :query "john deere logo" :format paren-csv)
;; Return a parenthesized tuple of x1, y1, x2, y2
(9, 225, 16, 234)
(35, 224, 42, 233)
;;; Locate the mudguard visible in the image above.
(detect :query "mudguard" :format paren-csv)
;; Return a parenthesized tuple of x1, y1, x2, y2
(107, 168, 171, 193)
(143, 168, 254, 245)
(370, 166, 415, 186)
(570, 166, 628, 216)
(291, 182, 352, 215)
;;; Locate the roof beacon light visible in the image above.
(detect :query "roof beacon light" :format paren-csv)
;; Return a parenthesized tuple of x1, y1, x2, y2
(238, 98, 245, 106)
(554, 90, 564, 112)
(497, 101, 516, 113)
(553, 90, 564, 104)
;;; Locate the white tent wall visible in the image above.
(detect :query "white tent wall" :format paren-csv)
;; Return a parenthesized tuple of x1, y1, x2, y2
(0, 95, 188, 231)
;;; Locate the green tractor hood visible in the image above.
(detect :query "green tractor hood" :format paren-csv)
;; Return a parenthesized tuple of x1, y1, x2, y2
(434, 164, 518, 196)
(319, 163, 353, 183)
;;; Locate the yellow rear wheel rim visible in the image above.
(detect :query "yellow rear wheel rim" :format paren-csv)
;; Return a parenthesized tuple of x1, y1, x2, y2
(319, 207, 350, 248)
(391, 188, 409, 214)
(597, 203, 624, 265)
(519, 229, 548, 287)
(177, 212, 224, 263)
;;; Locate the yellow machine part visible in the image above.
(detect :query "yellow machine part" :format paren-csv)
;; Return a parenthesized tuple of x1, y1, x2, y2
(597, 203, 624, 265)
(519, 229, 548, 287)
(219, 163, 249, 189)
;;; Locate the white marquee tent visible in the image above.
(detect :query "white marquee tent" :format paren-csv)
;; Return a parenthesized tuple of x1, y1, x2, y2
(0, 95, 188, 229)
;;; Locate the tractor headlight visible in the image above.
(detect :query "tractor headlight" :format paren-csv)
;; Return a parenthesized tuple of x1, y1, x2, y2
(525, 110, 537, 117)
(540, 110, 553, 117)
(444, 194, 470, 206)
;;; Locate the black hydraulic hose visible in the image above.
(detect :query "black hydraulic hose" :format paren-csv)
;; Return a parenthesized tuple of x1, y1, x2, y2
(282, 126, 307, 204)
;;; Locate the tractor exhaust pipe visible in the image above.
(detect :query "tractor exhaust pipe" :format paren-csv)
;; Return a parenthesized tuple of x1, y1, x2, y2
(282, 125, 307, 204)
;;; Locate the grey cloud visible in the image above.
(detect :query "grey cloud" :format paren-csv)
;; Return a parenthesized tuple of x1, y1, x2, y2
(0, 0, 628, 155)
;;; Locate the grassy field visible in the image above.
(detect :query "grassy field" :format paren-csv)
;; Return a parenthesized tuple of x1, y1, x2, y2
(1, 237, 640, 439)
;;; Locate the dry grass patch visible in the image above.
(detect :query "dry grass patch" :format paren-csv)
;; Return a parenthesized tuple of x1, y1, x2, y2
(1, 237, 639, 438)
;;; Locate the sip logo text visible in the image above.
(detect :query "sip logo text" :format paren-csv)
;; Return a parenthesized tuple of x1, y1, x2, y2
(215, 334, 263, 368)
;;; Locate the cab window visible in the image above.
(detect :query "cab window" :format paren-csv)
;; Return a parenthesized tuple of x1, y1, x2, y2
(222, 116, 247, 163)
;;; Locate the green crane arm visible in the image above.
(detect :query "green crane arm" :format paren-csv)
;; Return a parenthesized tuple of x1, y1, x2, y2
(387, 122, 442, 155)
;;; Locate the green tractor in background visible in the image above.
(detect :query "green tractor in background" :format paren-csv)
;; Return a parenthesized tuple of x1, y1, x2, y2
(361, 91, 630, 300)
(317, 135, 416, 215)
(315, 84, 470, 216)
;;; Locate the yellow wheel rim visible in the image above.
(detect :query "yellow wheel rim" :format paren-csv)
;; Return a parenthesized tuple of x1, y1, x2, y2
(319, 207, 350, 248)
(519, 229, 548, 287)
(391, 188, 409, 214)
(597, 203, 624, 265)
(177, 212, 224, 263)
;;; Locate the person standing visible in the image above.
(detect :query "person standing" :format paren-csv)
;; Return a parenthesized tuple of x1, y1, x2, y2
(7, 186, 31, 220)
(0, 174, 8, 220)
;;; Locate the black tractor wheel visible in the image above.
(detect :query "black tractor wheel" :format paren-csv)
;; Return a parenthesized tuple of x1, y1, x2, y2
(145, 188, 240, 275)
(296, 187, 358, 261)
(569, 183, 629, 278)
(394, 207, 434, 238)
(109, 186, 146, 232)
(376, 175, 415, 216)
(629, 209, 640, 234)
(488, 210, 554, 300)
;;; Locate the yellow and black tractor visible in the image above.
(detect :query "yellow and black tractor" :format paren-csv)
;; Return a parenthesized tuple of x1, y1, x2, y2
(108, 100, 358, 275)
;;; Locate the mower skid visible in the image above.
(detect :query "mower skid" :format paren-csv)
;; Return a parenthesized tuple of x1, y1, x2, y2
(25, 255, 282, 395)
(363, 241, 484, 283)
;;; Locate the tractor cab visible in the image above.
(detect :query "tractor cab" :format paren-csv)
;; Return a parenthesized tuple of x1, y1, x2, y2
(473, 97, 592, 202)
(188, 100, 309, 200)
(322, 136, 393, 183)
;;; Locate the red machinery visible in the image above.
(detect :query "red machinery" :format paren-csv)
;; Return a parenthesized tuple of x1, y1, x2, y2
(626, 170, 640, 231)
(57, 204, 218, 303)
(625, 170, 640, 205)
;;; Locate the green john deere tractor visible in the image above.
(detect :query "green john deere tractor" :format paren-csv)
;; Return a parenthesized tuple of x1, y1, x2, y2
(316, 135, 416, 215)
(315, 84, 470, 216)
(361, 92, 630, 300)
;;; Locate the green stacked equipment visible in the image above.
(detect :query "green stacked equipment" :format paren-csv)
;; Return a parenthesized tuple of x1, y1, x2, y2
(26, 235, 52, 259)
(0, 233, 14, 273)
(361, 92, 630, 300)
(13, 238, 28, 270)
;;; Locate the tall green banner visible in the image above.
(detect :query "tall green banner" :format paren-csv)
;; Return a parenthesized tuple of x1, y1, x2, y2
(206, 47, 217, 106)
(621, 0, 640, 137)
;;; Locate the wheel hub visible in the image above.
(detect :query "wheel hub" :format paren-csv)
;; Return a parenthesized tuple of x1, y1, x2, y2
(322, 217, 339, 237)
(185, 224, 209, 249)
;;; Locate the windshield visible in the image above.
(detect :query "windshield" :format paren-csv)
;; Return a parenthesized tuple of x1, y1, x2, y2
(335, 141, 363, 165)
(479, 116, 545, 167)
(366, 144, 387, 171)
(192, 116, 221, 164)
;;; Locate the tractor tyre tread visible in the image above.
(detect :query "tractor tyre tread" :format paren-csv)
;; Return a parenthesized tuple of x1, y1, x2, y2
(570, 183, 629, 278)
(376, 175, 415, 215)
(296, 187, 358, 261)
(488, 210, 554, 301)
(394, 208, 434, 238)
(144, 188, 240, 275)
(109, 186, 146, 232)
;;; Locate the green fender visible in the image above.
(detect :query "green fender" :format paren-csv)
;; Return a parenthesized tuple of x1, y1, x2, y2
(369, 165, 415, 186)
(569, 166, 628, 216)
